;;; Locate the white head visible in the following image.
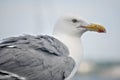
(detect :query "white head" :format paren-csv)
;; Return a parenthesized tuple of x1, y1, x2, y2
(53, 15, 106, 37)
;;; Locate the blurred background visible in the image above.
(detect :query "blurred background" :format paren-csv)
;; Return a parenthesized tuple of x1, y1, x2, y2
(0, 0, 120, 80)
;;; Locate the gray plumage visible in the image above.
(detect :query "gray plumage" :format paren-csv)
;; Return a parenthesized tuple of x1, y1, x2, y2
(0, 35, 75, 80)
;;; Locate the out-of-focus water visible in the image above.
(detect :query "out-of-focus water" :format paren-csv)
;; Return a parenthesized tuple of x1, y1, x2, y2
(73, 74, 120, 80)
(72, 61, 120, 80)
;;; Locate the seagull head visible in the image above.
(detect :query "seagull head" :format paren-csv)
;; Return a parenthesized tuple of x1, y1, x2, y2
(53, 15, 106, 37)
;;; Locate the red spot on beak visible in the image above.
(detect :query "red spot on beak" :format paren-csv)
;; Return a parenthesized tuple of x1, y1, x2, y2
(98, 29, 106, 33)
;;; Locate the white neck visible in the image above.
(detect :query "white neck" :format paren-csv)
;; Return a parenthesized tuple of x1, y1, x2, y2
(53, 33, 83, 66)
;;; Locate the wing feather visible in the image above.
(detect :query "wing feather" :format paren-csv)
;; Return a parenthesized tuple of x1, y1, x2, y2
(0, 35, 75, 80)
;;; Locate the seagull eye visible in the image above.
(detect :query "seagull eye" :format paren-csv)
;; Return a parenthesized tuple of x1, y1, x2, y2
(72, 19, 78, 23)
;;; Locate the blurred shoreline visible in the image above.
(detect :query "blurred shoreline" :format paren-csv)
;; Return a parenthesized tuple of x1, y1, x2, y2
(73, 61, 120, 80)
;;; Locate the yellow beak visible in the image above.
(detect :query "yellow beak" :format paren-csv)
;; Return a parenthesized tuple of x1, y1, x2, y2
(85, 23, 106, 33)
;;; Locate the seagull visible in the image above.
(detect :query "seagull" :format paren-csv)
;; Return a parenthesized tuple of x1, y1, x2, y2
(0, 15, 106, 80)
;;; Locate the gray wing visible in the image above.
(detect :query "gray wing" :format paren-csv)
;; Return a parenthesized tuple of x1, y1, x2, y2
(0, 35, 75, 80)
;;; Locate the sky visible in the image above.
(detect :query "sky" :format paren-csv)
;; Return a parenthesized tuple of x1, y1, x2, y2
(0, 0, 120, 62)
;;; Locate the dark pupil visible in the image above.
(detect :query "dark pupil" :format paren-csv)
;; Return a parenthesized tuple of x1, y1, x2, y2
(72, 19, 77, 23)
